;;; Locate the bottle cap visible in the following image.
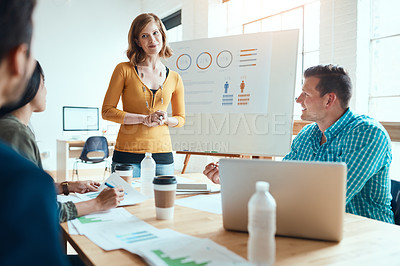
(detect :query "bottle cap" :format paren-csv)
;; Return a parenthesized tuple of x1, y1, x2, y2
(115, 164, 133, 171)
(256, 181, 269, 192)
(145, 152, 152, 157)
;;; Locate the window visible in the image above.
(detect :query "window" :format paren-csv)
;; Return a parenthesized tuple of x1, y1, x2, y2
(370, 0, 400, 122)
(370, 0, 400, 180)
(162, 10, 182, 43)
(241, 0, 320, 118)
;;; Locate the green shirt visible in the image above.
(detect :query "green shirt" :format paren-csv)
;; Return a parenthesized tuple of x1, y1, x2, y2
(0, 114, 77, 222)
(0, 114, 42, 168)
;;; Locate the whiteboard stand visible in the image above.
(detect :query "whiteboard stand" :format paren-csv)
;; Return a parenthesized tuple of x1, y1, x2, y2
(176, 151, 272, 174)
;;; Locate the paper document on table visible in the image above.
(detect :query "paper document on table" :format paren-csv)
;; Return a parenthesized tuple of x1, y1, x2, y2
(57, 194, 84, 203)
(59, 194, 85, 235)
(126, 229, 251, 266)
(69, 207, 135, 235)
(75, 173, 148, 206)
(84, 218, 164, 251)
(175, 193, 222, 214)
(132, 178, 140, 188)
(67, 221, 79, 235)
(176, 183, 221, 194)
(175, 176, 193, 183)
(176, 175, 220, 194)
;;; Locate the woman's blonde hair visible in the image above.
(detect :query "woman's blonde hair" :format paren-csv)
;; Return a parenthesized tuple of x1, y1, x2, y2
(126, 13, 173, 65)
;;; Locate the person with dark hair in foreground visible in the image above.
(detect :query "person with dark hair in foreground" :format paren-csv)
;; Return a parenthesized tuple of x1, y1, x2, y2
(0, 60, 125, 223)
(204, 64, 394, 224)
(0, 0, 67, 264)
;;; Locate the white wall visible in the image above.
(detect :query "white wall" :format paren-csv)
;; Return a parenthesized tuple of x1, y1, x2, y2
(319, 0, 371, 114)
(140, 0, 209, 41)
(31, 0, 141, 171)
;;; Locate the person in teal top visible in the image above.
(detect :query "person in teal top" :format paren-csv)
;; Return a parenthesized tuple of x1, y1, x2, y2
(204, 64, 394, 223)
(283, 108, 393, 223)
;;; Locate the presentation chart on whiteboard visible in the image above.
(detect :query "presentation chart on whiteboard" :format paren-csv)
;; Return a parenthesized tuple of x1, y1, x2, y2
(167, 30, 299, 156)
(167, 33, 272, 114)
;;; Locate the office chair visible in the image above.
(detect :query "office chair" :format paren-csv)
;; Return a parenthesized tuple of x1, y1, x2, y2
(391, 179, 400, 225)
(72, 136, 111, 180)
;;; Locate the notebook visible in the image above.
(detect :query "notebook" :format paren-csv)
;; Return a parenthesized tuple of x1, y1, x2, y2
(219, 159, 346, 241)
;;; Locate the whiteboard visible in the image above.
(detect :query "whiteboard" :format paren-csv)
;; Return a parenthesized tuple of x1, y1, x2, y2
(166, 30, 299, 156)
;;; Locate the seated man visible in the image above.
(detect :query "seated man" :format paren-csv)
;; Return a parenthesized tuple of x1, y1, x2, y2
(204, 64, 394, 224)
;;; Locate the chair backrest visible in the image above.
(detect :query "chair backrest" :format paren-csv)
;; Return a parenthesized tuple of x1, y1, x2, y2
(79, 136, 109, 162)
(391, 179, 400, 225)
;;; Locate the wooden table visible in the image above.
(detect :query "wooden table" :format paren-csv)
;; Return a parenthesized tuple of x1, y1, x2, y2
(61, 196, 400, 265)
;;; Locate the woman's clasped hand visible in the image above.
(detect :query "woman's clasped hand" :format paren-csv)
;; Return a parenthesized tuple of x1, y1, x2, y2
(142, 110, 167, 127)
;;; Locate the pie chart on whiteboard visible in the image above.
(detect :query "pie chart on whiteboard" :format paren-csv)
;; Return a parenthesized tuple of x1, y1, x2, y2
(217, 50, 233, 68)
(176, 54, 192, 71)
(196, 52, 212, 70)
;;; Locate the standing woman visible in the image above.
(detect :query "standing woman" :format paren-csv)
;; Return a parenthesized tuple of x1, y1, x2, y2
(102, 13, 185, 177)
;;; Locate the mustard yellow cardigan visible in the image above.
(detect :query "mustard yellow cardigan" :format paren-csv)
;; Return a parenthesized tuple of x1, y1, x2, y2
(102, 62, 185, 153)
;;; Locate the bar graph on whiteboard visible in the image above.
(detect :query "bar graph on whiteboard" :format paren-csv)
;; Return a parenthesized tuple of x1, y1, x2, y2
(239, 48, 257, 67)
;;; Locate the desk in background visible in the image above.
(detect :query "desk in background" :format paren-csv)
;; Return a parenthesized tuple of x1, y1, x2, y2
(61, 196, 400, 265)
(56, 139, 116, 182)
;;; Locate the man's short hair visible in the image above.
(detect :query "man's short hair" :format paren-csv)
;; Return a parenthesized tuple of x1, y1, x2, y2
(304, 64, 352, 109)
(0, 0, 36, 61)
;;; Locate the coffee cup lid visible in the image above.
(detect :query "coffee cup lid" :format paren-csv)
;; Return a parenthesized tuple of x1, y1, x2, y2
(115, 164, 133, 171)
(153, 176, 177, 185)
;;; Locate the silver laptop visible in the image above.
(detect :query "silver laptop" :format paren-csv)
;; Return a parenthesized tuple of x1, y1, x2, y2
(219, 159, 346, 241)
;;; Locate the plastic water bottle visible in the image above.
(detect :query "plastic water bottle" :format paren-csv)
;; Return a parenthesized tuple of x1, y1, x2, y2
(248, 181, 276, 266)
(140, 152, 156, 197)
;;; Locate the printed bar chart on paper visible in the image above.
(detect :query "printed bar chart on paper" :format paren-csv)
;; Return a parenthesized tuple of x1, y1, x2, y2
(83, 219, 164, 251)
(116, 231, 158, 244)
(79, 191, 99, 200)
(128, 230, 251, 266)
(151, 249, 210, 266)
(77, 216, 111, 224)
(70, 207, 136, 235)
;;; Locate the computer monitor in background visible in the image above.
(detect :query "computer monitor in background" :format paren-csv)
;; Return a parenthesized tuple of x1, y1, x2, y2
(63, 106, 99, 133)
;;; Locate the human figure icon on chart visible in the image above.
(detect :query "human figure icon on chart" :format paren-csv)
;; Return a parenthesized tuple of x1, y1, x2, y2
(238, 78, 250, 106)
(221, 80, 233, 106)
(224, 81, 229, 94)
(240, 80, 245, 93)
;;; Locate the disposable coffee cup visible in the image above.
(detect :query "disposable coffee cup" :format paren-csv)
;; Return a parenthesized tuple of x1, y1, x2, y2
(115, 164, 133, 185)
(153, 176, 177, 220)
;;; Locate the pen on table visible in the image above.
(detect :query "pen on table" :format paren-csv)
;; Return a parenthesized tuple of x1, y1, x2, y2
(105, 182, 127, 195)
(105, 182, 115, 188)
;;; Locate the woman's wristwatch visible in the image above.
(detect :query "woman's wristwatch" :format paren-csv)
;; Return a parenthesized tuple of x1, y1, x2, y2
(61, 181, 70, 195)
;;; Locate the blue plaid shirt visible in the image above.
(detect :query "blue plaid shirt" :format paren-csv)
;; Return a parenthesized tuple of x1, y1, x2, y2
(284, 108, 394, 223)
